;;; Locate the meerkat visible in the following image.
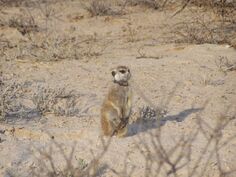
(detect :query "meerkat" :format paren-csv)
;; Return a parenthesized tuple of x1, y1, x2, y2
(101, 66, 132, 137)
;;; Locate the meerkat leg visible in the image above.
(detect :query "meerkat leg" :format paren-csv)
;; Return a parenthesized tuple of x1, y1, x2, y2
(101, 107, 120, 136)
(101, 113, 111, 136)
(116, 116, 129, 137)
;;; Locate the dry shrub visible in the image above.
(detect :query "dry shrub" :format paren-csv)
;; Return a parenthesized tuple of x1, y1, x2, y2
(126, 0, 162, 9)
(190, 0, 236, 18)
(2, 33, 109, 62)
(0, 75, 87, 121)
(0, 0, 58, 7)
(0, 2, 40, 36)
(27, 35, 81, 61)
(151, 0, 236, 44)
(0, 78, 31, 122)
(163, 0, 236, 44)
(171, 0, 236, 17)
(8, 15, 39, 35)
(31, 137, 112, 177)
(83, 0, 124, 17)
(139, 106, 167, 122)
(167, 19, 229, 44)
(32, 0, 65, 32)
(32, 143, 88, 177)
(215, 56, 236, 73)
(0, 0, 25, 7)
(0, 81, 20, 121)
(1, 0, 63, 34)
(32, 86, 80, 116)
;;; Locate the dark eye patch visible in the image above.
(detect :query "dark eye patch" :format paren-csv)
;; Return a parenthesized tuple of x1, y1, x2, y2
(119, 70, 126, 74)
(111, 71, 116, 76)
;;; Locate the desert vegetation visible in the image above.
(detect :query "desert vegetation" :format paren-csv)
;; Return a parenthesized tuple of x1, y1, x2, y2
(0, 0, 236, 177)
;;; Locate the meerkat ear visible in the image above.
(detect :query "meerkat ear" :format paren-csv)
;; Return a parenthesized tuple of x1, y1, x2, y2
(111, 71, 116, 77)
(128, 69, 130, 73)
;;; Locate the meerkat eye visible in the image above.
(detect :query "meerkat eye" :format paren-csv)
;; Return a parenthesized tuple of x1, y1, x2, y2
(111, 71, 116, 76)
(119, 70, 126, 74)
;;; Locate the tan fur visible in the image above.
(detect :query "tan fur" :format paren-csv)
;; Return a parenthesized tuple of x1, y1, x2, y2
(101, 66, 132, 137)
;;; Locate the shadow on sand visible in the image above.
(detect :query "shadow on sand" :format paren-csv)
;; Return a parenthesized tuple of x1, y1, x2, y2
(128, 108, 203, 137)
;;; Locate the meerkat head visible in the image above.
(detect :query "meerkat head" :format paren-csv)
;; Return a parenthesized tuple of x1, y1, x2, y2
(111, 66, 131, 85)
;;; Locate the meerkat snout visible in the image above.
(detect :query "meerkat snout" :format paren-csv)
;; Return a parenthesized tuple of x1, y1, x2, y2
(111, 66, 131, 85)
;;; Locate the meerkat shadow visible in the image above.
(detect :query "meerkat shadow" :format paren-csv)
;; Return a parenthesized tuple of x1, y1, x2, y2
(127, 108, 203, 137)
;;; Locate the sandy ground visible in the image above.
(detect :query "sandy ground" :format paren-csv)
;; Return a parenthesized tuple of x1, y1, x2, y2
(0, 1, 236, 177)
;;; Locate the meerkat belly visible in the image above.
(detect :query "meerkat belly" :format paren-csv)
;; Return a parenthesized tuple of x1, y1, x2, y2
(122, 89, 132, 118)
